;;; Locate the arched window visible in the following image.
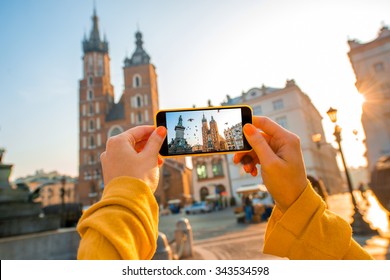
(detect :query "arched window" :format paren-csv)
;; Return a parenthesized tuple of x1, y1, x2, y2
(137, 112, 143, 124)
(136, 95, 142, 107)
(196, 163, 207, 179)
(108, 125, 124, 137)
(133, 74, 142, 88)
(89, 103, 94, 115)
(89, 154, 95, 164)
(88, 90, 93, 100)
(212, 159, 224, 177)
(89, 119, 94, 131)
(89, 135, 95, 148)
(88, 76, 93, 86)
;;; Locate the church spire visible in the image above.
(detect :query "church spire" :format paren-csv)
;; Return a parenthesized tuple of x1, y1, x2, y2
(124, 30, 151, 67)
(83, 8, 108, 54)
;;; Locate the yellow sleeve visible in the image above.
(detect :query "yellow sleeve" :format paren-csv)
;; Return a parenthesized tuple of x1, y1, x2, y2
(77, 176, 159, 260)
(263, 182, 373, 260)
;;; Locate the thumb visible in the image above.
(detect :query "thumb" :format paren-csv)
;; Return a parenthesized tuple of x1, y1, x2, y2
(243, 124, 276, 165)
(143, 126, 167, 158)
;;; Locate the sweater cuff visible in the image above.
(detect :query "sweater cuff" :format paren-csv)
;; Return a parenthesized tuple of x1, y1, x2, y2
(264, 182, 353, 259)
(264, 182, 322, 256)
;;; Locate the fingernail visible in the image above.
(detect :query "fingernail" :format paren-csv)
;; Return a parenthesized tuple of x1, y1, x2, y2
(156, 126, 167, 138)
(243, 124, 257, 136)
(243, 164, 251, 173)
(158, 156, 163, 166)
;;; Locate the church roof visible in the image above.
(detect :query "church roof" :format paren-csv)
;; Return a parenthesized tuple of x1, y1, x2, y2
(124, 31, 151, 67)
(105, 102, 125, 122)
(82, 8, 109, 54)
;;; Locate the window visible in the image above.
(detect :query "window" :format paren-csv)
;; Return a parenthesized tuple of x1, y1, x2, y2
(98, 56, 103, 76)
(273, 99, 284, 110)
(212, 159, 224, 177)
(88, 56, 93, 73)
(196, 163, 208, 179)
(82, 137, 87, 149)
(253, 105, 262, 115)
(137, 112, 143, 124)
(97, 134, 101, 146)
(144, 110, 149, 122)
(89, 119, 94, 131)
(89, 154, 95, 164)
(136, 95, 142, 107)
(374, 62, 384, 72)
(133, 74, 142, 88)
(88, 90, 93, 100)
(82, 105, 86, 116)
(88, 76, 93, 86)
(96, 118, 100, 130)
(144, 94, 148, 106)
(95, 102, 100, 114)
(82, 120, 86, 132)
(108, 126, 123, 137)
(275, 116, 288, 129)
(89, 103, 94, 115)
(89, 135, 95, 148)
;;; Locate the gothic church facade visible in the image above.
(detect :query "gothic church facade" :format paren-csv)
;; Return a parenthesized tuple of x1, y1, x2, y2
(78, 10, 159, 206)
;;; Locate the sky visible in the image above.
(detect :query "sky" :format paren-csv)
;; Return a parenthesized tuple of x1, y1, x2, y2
(166, 108, 243, 147)
(0, 0, 389, 180)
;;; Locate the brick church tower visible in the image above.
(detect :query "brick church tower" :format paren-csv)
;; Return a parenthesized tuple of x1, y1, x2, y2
(78, 9, 159, 206)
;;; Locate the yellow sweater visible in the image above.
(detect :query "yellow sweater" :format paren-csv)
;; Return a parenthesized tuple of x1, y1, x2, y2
(77, 177, 372, 260)
(263, 183, 373, 259)
(77, 177, 159, 259)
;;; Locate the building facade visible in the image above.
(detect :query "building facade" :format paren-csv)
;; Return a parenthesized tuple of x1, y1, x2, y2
(191, 154, 232, 207)
(155, 158, 193, 207)
(201, 114, 227, 152)
(223, 80, 344, 197)
(14, 170, 77, 208)
(78, 10, 159, 206)
(348, 25, 390, 171)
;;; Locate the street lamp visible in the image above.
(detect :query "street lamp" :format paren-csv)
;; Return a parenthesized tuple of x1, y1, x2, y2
(60, 176, 66, 227)
(326, 107, 375, 235)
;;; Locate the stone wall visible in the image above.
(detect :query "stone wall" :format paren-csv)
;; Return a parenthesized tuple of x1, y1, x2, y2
(0, 228, 80, 259)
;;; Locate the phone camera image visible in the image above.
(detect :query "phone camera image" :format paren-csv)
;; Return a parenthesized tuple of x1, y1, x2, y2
(163, 107, 250, 156)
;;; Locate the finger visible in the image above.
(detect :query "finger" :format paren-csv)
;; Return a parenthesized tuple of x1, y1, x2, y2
(142, 126, 167, 158)
(243, 123, 277, 165)
(122, 125, 155, 146)
(158, 155, 164, 167)
(233, 150, 259, 165)
(251, 167, 258, 177)
(134, 139, 148, 153)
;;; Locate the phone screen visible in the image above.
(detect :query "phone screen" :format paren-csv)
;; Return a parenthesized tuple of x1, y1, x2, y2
(156, 106, 252, 157)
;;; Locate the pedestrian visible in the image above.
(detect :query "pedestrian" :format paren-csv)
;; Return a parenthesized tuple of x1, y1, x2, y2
(244, 195, 254, 223)
(77, 117, 373, 260)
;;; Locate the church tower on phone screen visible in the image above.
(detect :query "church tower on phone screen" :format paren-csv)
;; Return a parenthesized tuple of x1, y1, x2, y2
(78, 9, 159, 206)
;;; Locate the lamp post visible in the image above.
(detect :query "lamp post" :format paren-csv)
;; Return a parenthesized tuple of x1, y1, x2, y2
(60, 176, 66, 227)
(326, 107, 375, 235)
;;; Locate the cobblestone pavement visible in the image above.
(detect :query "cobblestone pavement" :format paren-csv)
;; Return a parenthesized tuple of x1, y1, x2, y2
(161, 191, 390, 260)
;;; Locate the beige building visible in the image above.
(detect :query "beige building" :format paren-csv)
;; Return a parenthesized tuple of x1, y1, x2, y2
(348, 25, 390, 172)
(14, 170, 77, 208)
(191, 155, 232, 206)
(222, 80, 344, 195)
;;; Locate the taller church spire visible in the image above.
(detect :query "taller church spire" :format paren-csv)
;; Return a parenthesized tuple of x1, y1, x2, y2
(83, 8, 108, 54)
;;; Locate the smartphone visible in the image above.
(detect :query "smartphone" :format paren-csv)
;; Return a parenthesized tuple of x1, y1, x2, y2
(155, 105, 252, 157)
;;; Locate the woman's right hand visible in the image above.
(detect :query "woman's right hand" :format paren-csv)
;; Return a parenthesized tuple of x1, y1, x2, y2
(233, 116, 308, 212)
